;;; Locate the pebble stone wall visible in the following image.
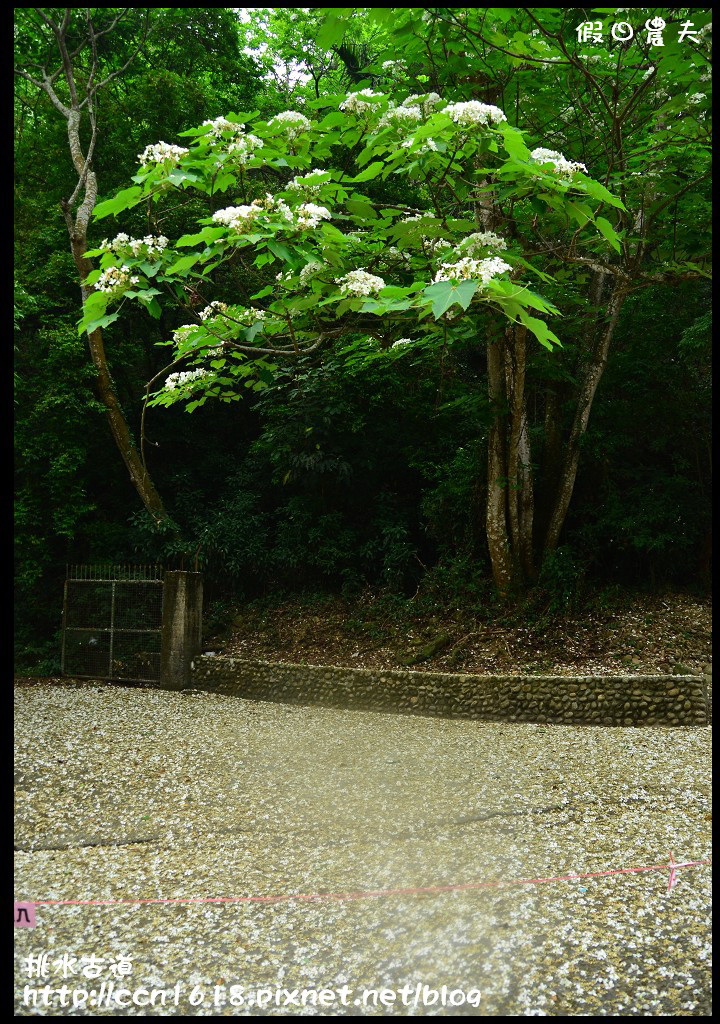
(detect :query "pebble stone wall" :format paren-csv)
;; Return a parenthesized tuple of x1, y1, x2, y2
(189, 657, 708, 726)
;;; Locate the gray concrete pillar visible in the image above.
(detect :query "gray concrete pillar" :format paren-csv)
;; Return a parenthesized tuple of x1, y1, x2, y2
(160, 571, 203, 690)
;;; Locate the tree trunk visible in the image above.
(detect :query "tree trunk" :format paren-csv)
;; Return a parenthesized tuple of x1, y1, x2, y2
(543, 284, 626, 556)
(486, 328, 515, 592)
(63, 114, 171, 528)
(504, 324, 535, 581)
(17, 17, 171, 531)
(71, 245, 170, 525)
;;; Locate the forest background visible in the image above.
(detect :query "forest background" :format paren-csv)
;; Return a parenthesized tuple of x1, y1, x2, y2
(14, 7, 711, 673)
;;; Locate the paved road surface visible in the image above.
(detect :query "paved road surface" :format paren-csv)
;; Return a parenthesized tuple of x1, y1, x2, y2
(15, 685, 711, 1016)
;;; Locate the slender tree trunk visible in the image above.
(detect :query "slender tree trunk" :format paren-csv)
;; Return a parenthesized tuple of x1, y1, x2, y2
(504, 324, 535, 581)
(543, 284, 626, 556)
(71, 245, 170, 524)
(17, 12, 171, 529)
(486, 328, 515, 592)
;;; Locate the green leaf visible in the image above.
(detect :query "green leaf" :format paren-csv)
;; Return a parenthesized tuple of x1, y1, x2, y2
(164, 253, 201, 276)
(423, 279, 478, 318)
(316, 11, 350, 48)
(81, 312, 120, 335)
(93, 186, 144, 220)
(515, 309, 562, 350)
(452, 280, 480, 311)
(595, 216, 622, 253)
(582, 178, 626, 211)
(176, 227, 226, 247)
(500, 124, 530, 162)
(268, 241, 292, 261)
(351, 162, 385, 182)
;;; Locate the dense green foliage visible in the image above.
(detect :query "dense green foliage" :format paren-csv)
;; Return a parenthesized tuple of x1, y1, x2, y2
(15, 8, 711, 670)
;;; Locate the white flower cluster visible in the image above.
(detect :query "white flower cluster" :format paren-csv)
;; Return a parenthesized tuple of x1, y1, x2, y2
(335, 269, 386, 296)
(212, 194, 328, 234)
(460, 231, 508, 254)
(381, 60, 404, 73)
(212, 203, 266, 233)
(339, 89, 384, 114)
(401, 136, 438, 153)
(245, 307, 267, 322)
(689, 92, 706, 104)
(100, 233, 169, 259)
(202, 116, 245, 137)
(379, 104, 422, 128)
(269, 110, 311, 138)
(96, 265, 140, 294)
(299, 260, 325, 285)
(227, 133, 264, 164)
(402, 92, 442, 115)
(434, 255, 511, 284)
(385, 246, 412, 264)
(206, 346, 227, 358)
(172, 325, 199, 344)
(286, 169, 327, 194)
(530, 147, 587, 177)
(442, 101, 506, 127)
(164, 368, 209, 391)
(199, 301, 229, 321)
(391, 338, 413, 347)
(295, 203, 332, 230)
(138, 141, 189, 166)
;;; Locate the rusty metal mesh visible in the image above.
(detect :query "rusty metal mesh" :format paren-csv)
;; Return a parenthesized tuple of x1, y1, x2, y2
(61, 566, 163, 683)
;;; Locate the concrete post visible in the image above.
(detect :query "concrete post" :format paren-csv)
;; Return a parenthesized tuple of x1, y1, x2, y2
(160, 571, 203, 690)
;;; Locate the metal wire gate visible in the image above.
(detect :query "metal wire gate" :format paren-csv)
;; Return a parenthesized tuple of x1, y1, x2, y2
(61, 565, 164, 684)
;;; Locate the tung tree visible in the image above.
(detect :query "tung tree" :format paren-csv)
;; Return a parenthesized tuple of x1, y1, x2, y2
(80, 80, 634, 593)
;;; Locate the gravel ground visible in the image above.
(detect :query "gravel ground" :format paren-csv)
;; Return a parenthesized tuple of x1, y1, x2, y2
(15, 685, 711, 1017)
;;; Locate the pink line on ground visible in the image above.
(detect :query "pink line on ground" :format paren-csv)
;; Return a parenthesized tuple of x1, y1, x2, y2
(28, 857, 711, 907)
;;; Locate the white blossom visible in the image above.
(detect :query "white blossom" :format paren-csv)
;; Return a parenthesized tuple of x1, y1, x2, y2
(95, 265, 140, 294)
(212, 204, 265, 233)
(442, 101, 507, 127)
(391, 338, 413, 347)
(172, 325, 199, 344)
(433, 255, 511, 285)
(294, 203, 332, 230)
(269, 110, 311, 138)
(138, 141, 189, 166)
(202, 116, 245, 138)
(199, 301, 229, 321)
(286, 169, 328, 194)
(101, 234, 168, 259)
(459, 231, 508, 254)
(379, 104, 422, 128)
(401, 213, 433, 224)
(245, 308, 268, 322)
(530, 147, 587, 177)
(227, 133, 264, 164)
(339, 89, 384, 114)
(401, 136, 438, 154)
(335, 269, 386, 296)
(402, 92, 442, 115)
(299, 260, 325, 285)
(384, 246, 412, 264)
(381, 60, 404, 73)
(164, 368, 209, 391)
